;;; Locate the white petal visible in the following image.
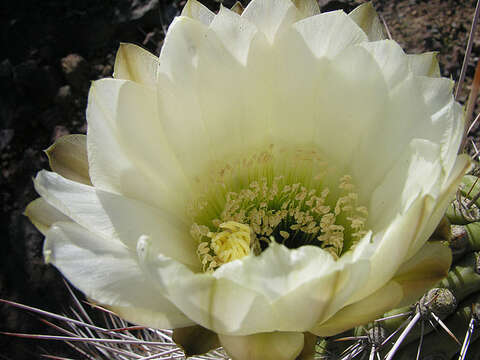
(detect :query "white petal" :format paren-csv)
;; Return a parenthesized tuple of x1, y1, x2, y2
(358, 40, 408, 89)
(25, 198, 70, 235)
(292, 11, 367, 59)
(87, 79, 153, 197)
(405, 154, 472, 259)
(441, 101, 464, 175)
(45, 134, 91, 185)
(350, 153, 470, 304)
(369, 139, 442, 228)
(408, 52, 441, 77)
(158, 16, 272, 180)
(314, 242, 451, 336)
(34, 170, 199, 268)
(157, 17, 217, 179)
(242, 0, 299, 44)
(417, 76, 454, 116)
(181, 0, 215, 25)
(209, 6, 258, 65)
(219, 331, 304, 360)
(353, 74, 454, 201)
(110, 305, 194, 330)
(291, 0, 320, 18)
(268, 38, 388, 167)
(110, 79, 193, 199)
(349, 2, 385, 41)
(44, 222, 193, 329)
(86, 78, 189, 212)
(113, 43, 159, 87)
(394, 241, 452, 307)
(348, 193, 432, 304)
(140, 242, 369, 335)
(311, 281, 403, 336)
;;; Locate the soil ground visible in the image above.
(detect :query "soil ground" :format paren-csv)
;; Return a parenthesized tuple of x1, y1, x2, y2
(1, 0, 479, 358)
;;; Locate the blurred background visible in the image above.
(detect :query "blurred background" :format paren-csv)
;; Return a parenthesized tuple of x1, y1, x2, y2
(0, 0, 478, 358)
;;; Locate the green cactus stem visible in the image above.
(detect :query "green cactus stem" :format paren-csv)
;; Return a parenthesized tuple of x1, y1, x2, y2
(446, 200, 480, 225)
(439, 252, 480, 302)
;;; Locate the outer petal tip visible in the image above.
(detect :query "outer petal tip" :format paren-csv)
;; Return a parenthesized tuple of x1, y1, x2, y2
(349, 2, 385, 41)
(45, 134, 91, 185)
(113, 43, 159, 86)
(231, 1, 245, 15)
(181, 0, 215, 25)
(291, 0, 320, 18)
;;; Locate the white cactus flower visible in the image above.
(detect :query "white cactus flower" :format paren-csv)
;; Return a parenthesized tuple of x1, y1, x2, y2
(26, 0, 471, 358)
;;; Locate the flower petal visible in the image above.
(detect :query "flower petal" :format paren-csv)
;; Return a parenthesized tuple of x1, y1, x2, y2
(45, 134, 91, 185)
(218, 331, 304, 360)
(34, 170, 199, 267)
(87, 78, 190, 212)
(358, 40, 408, 89)
(313, 242, 451, 336)
(439, 101, 464, 176)
(158, 15, 272, 180)
(291, 0, 320, 18)
(139, 242, 369, 335)
(405, 153, 472, 259)
(369, 139, 442, 228)
(292, 11, 367, 59)
(157, 17, 218, 179)
(417, 76, 454, 115)
(113, 43, 159, 87)
(209, 6, 259, 65)
(393, 241, 452, 307)
(353, 73, 456, 201)
(110, 305, 195, 330)
(349, 2, 385, 41)
(310, 281, 403, 337)
(241, 0, 299, 44)
(269, 37, 388, 167)
(44, 222, 194, 329)
(348, 190, 433, 304)
(408, 52, 441, 77)
(181, 0, 215, 25)
(108, 79, 193, 201)
(25, 198, 70, 235)
(350, 151, 470, 304)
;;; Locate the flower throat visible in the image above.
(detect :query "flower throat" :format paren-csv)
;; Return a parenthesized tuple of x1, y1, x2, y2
(189, 146, 369, 273)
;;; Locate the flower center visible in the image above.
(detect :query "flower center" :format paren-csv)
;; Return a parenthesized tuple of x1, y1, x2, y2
(189, 146, 370, 272)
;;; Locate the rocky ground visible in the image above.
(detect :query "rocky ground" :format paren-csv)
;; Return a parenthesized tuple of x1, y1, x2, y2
(1, 0, 479, 359)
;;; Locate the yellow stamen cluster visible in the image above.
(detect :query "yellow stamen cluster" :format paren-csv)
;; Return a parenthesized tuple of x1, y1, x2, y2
(195, 221, 251, 273)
